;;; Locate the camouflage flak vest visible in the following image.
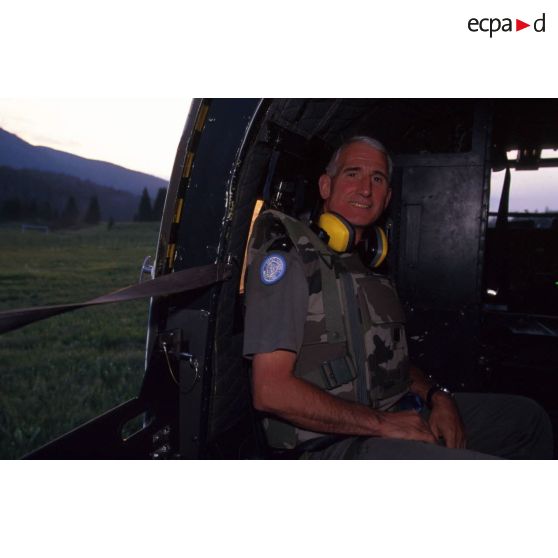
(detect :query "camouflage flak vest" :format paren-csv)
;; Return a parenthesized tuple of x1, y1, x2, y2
(250, 210, 411, 449)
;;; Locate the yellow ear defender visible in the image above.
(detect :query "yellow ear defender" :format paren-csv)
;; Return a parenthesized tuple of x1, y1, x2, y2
(366, 225, 388, 268)
(316, 211, 388, 268)
(317, 212, 355, 252)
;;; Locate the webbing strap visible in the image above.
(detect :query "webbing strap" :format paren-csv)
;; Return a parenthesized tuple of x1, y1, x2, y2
(0, 263, 231, 335)
(319, 255, 346, 344)
(302, 356, 355, 391)
(339, 273, 369, 405)
(267, 211, 346, 345)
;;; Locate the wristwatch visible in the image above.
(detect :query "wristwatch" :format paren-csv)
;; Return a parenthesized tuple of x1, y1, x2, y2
(426, 384, 454, 409)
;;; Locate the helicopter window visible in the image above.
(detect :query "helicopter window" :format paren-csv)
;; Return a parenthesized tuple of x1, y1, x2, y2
(485, 157, 558, 315)
(489, 165, 558, 222)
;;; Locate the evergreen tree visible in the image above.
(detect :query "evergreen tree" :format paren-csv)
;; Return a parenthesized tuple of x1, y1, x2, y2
(135, 188, 153, 222)
(60, 195, 80, 228)
(84, 195, 101, 225)
(152, 187, 167, 221)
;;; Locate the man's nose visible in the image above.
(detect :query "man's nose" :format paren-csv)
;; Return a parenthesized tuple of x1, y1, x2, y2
(357, 176, 372, 196)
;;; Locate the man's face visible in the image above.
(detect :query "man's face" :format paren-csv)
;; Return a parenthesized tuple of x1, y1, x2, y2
(319, 142, 392, 238)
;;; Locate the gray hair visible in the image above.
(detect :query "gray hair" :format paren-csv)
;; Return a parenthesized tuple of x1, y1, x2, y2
(325, 135, 393, 181)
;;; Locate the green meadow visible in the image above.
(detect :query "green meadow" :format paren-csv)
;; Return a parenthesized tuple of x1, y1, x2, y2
(0, 222, 160, 459)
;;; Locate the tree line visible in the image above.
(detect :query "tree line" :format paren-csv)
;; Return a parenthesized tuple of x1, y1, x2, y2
(0, 187, 167, 228)
(0, 195, 101, 228)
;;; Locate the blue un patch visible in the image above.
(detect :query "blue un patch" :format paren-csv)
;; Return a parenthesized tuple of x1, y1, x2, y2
(260, 253, 287, 285)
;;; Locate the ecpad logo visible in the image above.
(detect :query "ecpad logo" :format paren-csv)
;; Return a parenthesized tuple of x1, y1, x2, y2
(468, 13, 546, 37)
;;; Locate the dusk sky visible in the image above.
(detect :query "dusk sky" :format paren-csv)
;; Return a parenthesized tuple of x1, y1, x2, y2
(0, 99, 191, 180)
(490, 163, 558, 213)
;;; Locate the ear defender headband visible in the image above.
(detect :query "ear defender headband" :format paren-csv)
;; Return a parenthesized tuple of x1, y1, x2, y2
(316, 211, 388, 269)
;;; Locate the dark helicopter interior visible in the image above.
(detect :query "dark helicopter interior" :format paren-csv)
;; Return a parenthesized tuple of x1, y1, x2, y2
(206, 99, 558, 458)
(25, 99, 558, 459)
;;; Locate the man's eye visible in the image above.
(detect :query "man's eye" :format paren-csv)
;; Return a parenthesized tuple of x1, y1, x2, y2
(373, 175, 385, 183)
(346, 170, 358, 178)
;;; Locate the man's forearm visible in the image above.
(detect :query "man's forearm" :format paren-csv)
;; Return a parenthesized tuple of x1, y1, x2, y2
(259, 374, 382, 436)
(252, 352, 436, 443)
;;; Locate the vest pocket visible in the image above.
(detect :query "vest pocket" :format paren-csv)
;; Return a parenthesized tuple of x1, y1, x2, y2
(356, 277, 410, 404)
(357, 277, 406, 327)
(295, 341, 356, 390)
(319, 355, 356, 389)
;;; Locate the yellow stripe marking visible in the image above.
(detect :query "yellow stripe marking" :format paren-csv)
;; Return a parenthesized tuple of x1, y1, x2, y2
(173, 198, 184, 223)
(182, 152, 194, 178)
(195, 104, 210, 132)
(166, 243, 176, 264)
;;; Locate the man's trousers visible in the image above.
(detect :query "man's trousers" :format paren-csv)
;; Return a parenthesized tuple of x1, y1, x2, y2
(304, 393, 553, 459)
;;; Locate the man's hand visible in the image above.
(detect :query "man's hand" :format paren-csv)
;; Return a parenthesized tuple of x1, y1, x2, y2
(408, 365, 467, 449)
(428, 393, 467, 449)
(377, 410, 438, 444)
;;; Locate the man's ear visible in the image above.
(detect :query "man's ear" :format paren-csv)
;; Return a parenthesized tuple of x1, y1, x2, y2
(318, 174, 331, 201)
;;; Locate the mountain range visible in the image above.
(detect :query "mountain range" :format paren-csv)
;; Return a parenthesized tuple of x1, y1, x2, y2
(0, 128, 167, 198)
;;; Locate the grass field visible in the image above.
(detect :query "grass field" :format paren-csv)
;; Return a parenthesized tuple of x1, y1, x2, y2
(0, 222, 160, 459)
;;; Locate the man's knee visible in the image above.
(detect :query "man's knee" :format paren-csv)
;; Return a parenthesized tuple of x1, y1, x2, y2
(499, 395, 551, 434)
(457, 392, 553, 459)
(512, 395, 553, 457)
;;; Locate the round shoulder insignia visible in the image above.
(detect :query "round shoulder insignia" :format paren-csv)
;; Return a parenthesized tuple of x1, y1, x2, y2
(260, 253, 287, 285)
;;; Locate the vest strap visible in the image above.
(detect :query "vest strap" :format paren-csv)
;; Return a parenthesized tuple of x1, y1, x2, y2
(265, 210, 346, 345)
(339, 273, 370, 406)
